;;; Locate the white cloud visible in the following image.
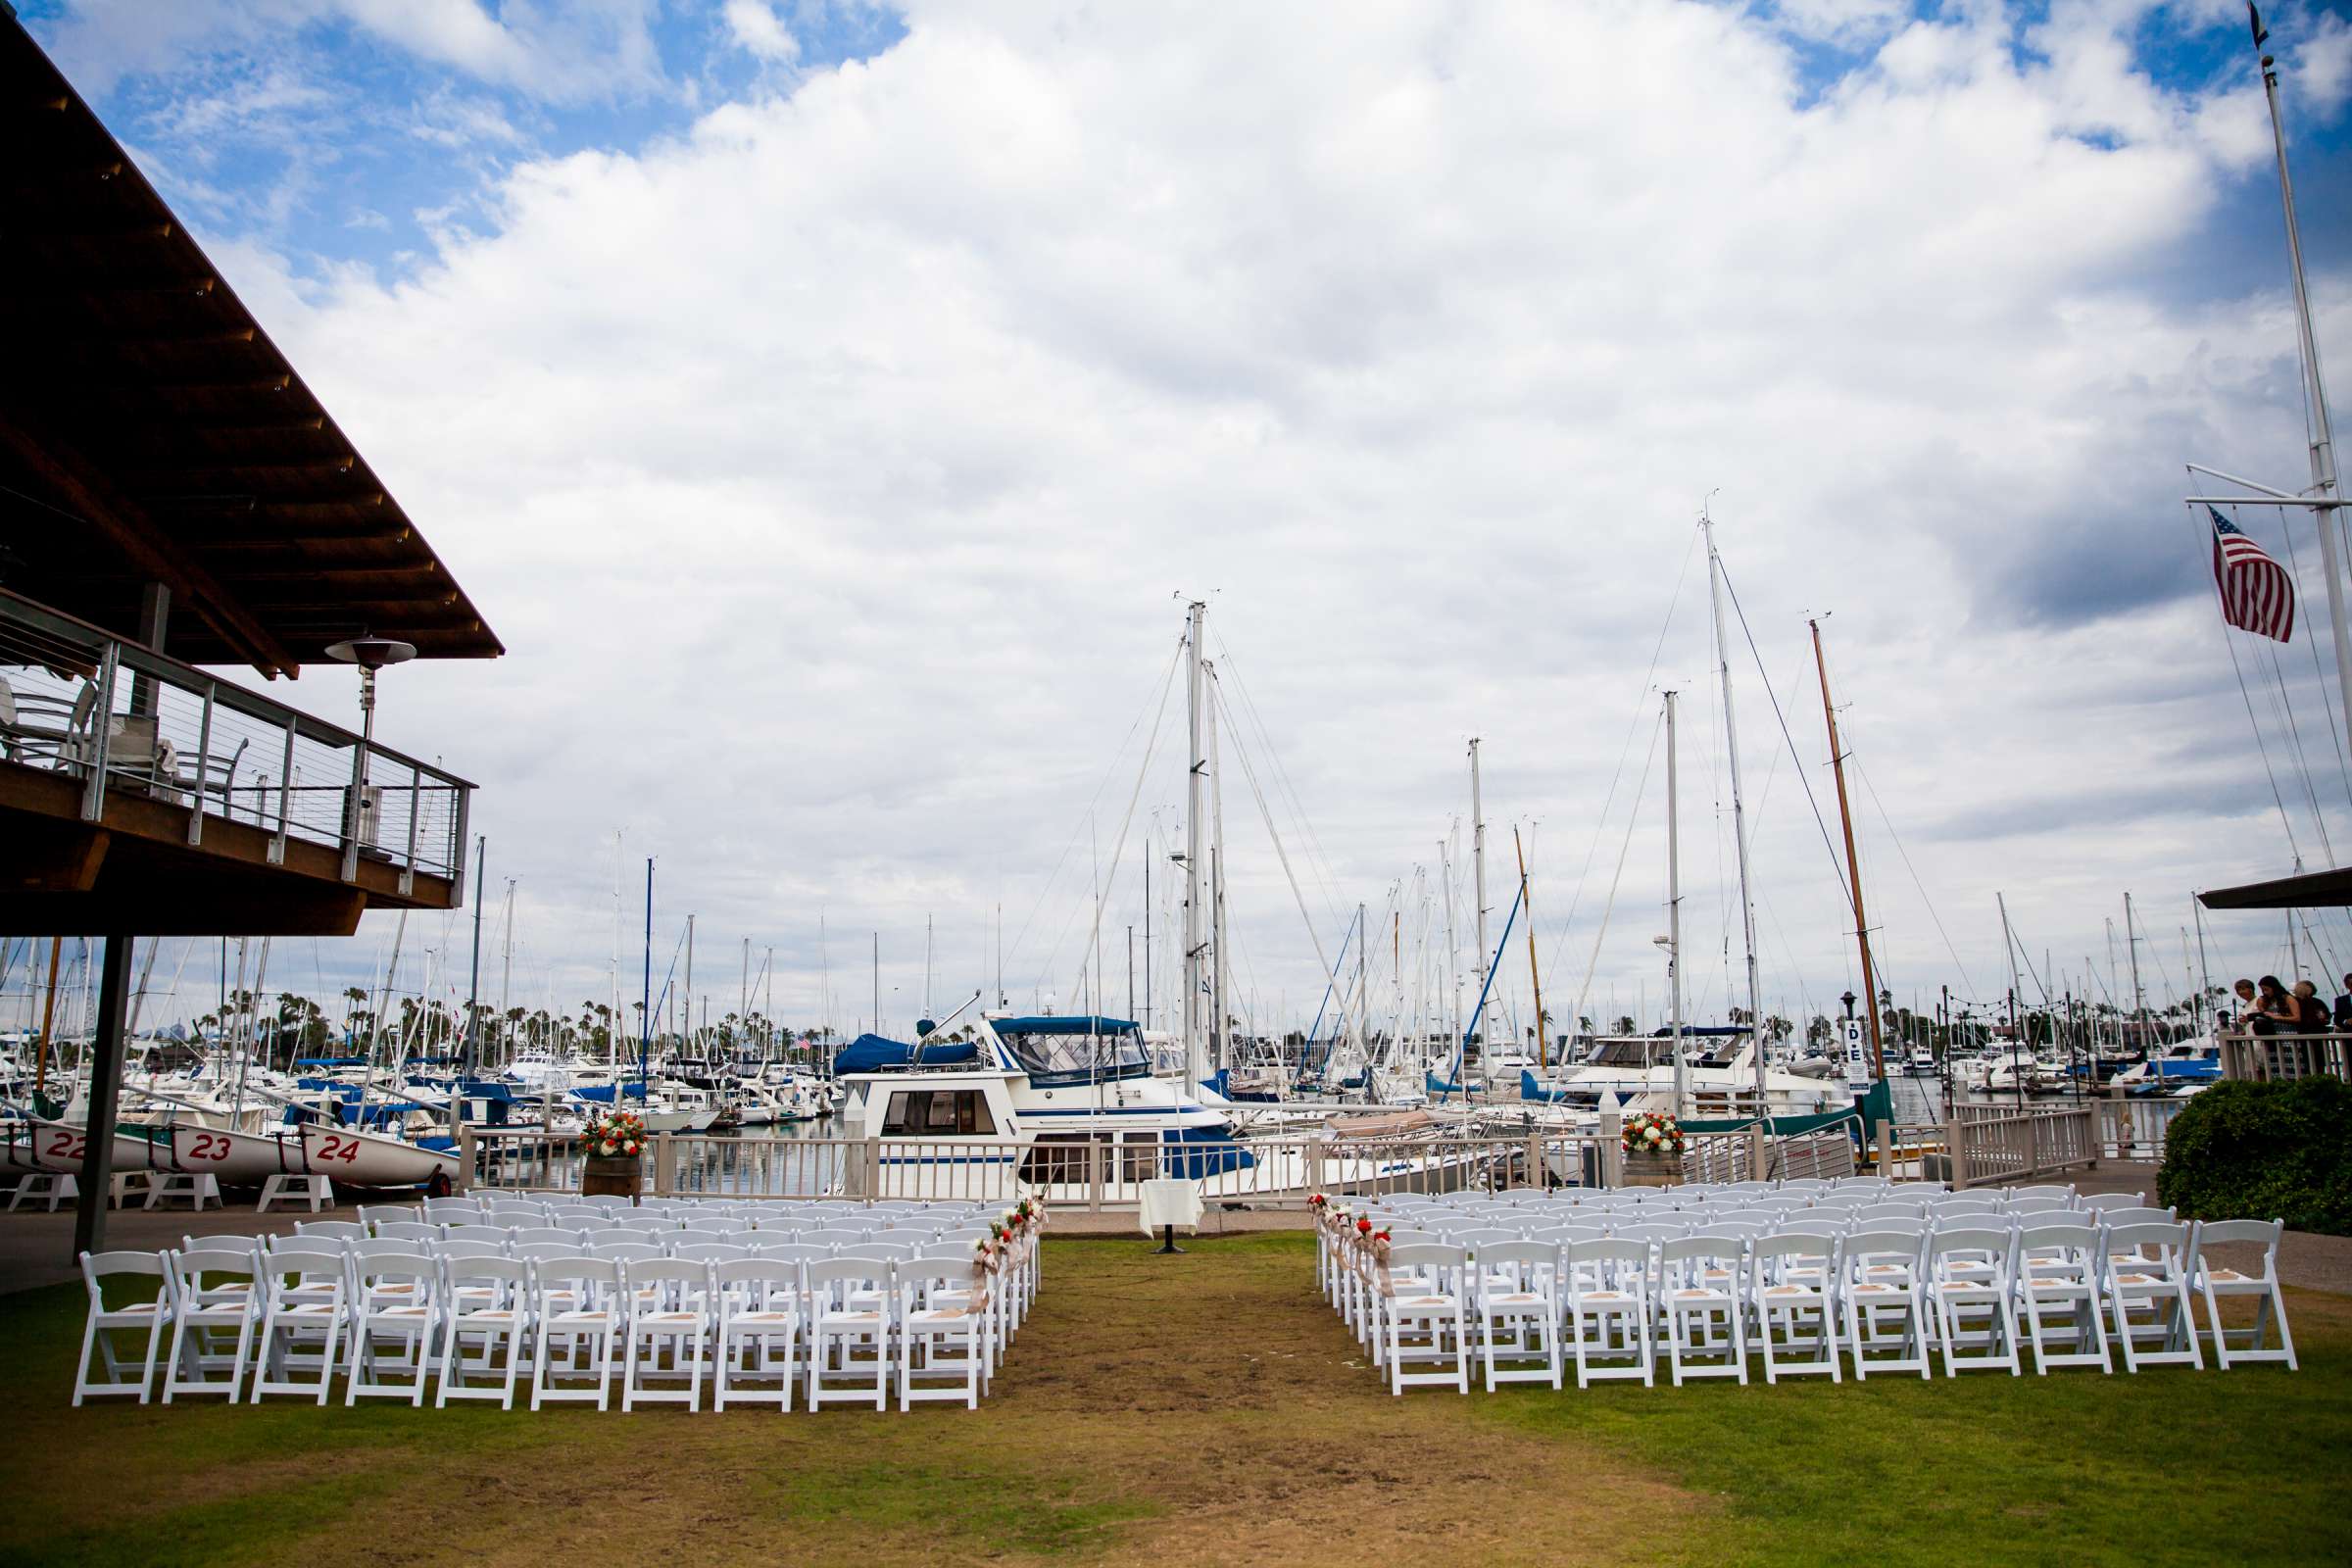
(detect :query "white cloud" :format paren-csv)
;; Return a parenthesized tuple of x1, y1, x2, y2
(724, 0, 801, 64)
(55, 1, 2352, 1035)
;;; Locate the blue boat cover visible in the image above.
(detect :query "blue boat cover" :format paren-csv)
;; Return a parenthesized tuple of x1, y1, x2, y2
(832, 1032, 980, 1074)
(1521, 1069, 1574, 1103)
(991, 1015, 1138, 1035)
(1162, 1123, 1253, 1178)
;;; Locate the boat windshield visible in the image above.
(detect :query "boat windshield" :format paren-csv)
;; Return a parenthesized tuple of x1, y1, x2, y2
(994, 1020, 1152, 1085)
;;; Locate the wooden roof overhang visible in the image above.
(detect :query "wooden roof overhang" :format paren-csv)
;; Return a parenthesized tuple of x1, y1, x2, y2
(0, 12, 503, 677)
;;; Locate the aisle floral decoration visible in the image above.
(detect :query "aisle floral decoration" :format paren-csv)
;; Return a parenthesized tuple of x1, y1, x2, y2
(1620, 1110, 1686, 1155)
(582, 1109, 646, 1156)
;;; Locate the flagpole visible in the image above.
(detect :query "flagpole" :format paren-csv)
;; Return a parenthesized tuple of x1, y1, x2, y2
(2254, 4, 2352, 784)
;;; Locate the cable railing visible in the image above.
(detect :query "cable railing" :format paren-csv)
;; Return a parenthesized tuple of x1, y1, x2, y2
(0, 586, 471, 892)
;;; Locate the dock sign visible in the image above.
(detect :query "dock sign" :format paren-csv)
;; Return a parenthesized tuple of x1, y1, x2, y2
(1841, 1018, 1871, 1088)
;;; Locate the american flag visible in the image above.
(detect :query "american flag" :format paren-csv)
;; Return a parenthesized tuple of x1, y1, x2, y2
(2211, 507, 2295, 643)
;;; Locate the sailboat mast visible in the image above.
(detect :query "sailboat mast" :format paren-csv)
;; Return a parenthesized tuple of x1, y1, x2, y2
(1469, 738, 1489, 1040)
(1207, 661, 1231, 1073)
(2252, 12, 2352, 751)
(1182, 599, 1208, 1089)
(1665, 691, 1687, 1118)
(2192, 895, 2214, 1035)
(498, 877, 514, 1063)
(2124, 891, 2146, 1028)
(1809, 616, 1886, 1079)
(1703, 508, 1767, 1104)
(1514, 826, 1546, 1071)
(684, 913, 695, 1054)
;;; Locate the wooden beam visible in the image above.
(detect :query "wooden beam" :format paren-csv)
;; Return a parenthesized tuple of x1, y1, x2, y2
(0, 821, 109, 891)
(0, 407, 300, 678)
(0, 883, 367, 937)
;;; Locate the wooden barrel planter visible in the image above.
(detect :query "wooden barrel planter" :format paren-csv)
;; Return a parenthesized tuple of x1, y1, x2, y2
(1621, 1151, 1684, 1189)
(581, 1153, 642, 1199)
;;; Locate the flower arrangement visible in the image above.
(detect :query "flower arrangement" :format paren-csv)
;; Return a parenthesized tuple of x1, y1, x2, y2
(582, 1109, 646, 1157)
(1307, 1193, 1329, 1212)
(1621, 1110, 1686, 1155)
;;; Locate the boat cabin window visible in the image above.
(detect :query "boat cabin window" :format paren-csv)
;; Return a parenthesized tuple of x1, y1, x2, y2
(881, 1088, 997, 1137)
(996, 1026, 1151, 1082)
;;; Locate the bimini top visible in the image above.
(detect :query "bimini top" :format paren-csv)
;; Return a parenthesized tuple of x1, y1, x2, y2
(833, 1032, 982, 1075)
(989, 1015, 1139, 1035)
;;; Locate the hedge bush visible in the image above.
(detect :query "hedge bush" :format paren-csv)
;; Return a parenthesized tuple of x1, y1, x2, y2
(2156, 1077, 2352, 1235)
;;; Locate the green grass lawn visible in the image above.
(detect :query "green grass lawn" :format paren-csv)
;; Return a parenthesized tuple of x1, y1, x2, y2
(2, 1233, 2344, 1567)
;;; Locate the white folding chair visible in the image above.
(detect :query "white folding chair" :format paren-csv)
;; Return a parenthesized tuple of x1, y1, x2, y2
(292, 1219, 368, 1245)
(531, 1257, 623, 1410)
(1472, 1240, 1561, 1392)
(162, 1250, 260, 1403)
(1377, 1243, 1469, 1396)
(1926, 1228, 2022, 1377)
(713, 1258, 802, 1411)
(73, 1250, 170, 1404)
(622, 1260, 712, 1411)
(898, 1253, 987, 1409)
(1658, 1235, 1747, 1386)
(435, 1257, 531, 1408)
(2102, 1222, 2203, 1372)
(345, 1250, 440, 1405)
(806, 1257, 892, 1410)
(1563, 1239, 1652, 1389)
(249, 1245, 350, 1403)
(1749, 1235, 1841, 1384)
(1838, 1228, 1930, 1380)
(2187, 1219, 2296, 1371)
(2012, 1222, 2111, 1375)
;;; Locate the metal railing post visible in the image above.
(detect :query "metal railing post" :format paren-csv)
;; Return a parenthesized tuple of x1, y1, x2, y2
(1945, 1108, 1968, 1190)
(398, 760, 420, 897)
(270, 719, 295, 864)
(78, 640, 119, 822)
(186, 681, 215, 845)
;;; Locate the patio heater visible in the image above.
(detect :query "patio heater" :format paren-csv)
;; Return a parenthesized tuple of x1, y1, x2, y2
(325, 635, 416, 861)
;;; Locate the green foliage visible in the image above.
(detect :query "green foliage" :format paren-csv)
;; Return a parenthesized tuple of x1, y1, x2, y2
(2158, 1077, 2352, 1235)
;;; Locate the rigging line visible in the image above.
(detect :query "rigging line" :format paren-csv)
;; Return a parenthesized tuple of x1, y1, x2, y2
(2197, 500, 2304, 865)
(2255, 603, 2334, 862)
(1567, 708, 1665, 1032)
(1005, 633, 1183, 982)
(1849, 757, 1980, 1000)
(2272, 500, 2352, 816)
(1219, 675, 1370, 1053)
(1541, 527, 1704, 982)
(1207, 634, 1350, 936)
(1716, 559, 1852, 906)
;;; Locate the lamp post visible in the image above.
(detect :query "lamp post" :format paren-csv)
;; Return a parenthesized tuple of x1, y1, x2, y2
(324, 636, 416, 876)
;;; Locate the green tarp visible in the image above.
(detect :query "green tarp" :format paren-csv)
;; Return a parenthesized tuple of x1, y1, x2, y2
(1682, 1078, 1893, 1139)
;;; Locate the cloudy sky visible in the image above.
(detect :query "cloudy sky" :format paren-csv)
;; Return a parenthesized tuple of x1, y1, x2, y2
(13, 0, 2352, 1045)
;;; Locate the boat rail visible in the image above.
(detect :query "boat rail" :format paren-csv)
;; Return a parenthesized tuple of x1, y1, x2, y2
(0, 586, 473, 889)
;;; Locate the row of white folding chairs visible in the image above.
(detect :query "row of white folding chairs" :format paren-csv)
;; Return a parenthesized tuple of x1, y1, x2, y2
(74, 1240, 1036, 1413)
(1378, 1205, 2178, 1246)
(256, 1230, 982, 1269)
(1331, 1218, 2294, 1395)
(325, 1216, 976, 1249)
(401, 1198, 995, 1225)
